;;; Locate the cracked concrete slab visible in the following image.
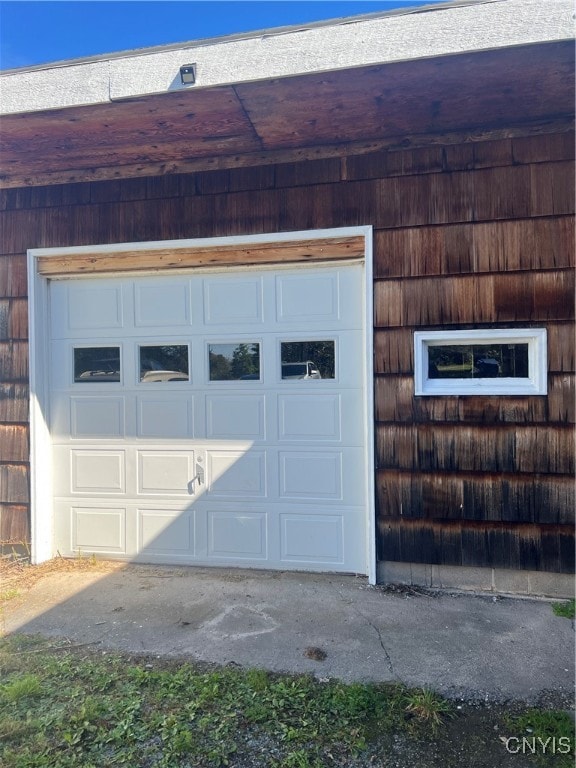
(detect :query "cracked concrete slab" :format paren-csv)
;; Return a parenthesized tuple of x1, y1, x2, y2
(2, 564, 574, 703)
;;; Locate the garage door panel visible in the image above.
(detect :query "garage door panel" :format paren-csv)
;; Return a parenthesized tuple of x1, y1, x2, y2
(71, 450, 126, 494)
(134, 280, 190, 328)
(279, 450, 343, 500)
(275, 267, 363, 328)
(137, 395, 194, 438)
(50, 281, 125, 337)
(208, 510, 267, 559)
(206, 394, 265, 439)
(280, 513, 343, 563)
(278, 393, 341, 441)
(72, 506, 126, 553)
(276, 271, 340, 324)
(71, 397, 125, 438)
(138, 509, 194, 554)
(137, 451, 196, 496)
(203, 277, 264, 325)
(279, 448, 365, 503)
(207, 450, 267, 497)
(54, 446, 127, 496)
(70, 285, 124, 331)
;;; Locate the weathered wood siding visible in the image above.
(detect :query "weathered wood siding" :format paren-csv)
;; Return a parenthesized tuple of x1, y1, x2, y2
(0, 130, 574, 572)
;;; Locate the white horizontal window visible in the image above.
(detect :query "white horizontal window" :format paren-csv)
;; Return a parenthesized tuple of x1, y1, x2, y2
(414, 329, 547, 396)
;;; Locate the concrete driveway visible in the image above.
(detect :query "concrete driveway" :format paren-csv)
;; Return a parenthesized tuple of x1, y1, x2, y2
(2, 563, 574, 704)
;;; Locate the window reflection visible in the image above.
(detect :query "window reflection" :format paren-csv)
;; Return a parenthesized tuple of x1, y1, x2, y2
(428, 343, 529, 379)
(74, 347, 120, 383)
(139, 345, 189, 383)
(209, 343, 260, 381)
(281, 341, 335, 380)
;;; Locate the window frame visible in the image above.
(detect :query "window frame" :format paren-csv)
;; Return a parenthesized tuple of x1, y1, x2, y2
(414, 328, 548, 396)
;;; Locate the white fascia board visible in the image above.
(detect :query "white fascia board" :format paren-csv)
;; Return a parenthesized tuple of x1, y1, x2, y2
(1, 0, 573, 116)
(1, 61, 112, 115)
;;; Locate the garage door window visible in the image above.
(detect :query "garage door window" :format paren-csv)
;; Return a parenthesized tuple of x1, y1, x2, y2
(74, 346, 121, 383)
(208, 342, 261, 381)
(281, 340, 335, 380)
(139, 344, 189, 383)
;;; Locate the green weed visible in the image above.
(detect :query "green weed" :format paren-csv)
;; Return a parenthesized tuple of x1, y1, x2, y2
(510, 708, 574, 740)
(403, 687, 454, 732)
(274, 749, 324, 768)
(552, 599, 575, 620)
(505, 708, 575, 768)
(1, 675, 42, 702)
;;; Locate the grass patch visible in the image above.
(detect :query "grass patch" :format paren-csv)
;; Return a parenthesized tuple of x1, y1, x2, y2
(505, 709, 575, 768)
(0, 635, 573, 768)
(0, 635, 447, 768)
(1, 674, 42, 702)
(552, 599, 575, 620)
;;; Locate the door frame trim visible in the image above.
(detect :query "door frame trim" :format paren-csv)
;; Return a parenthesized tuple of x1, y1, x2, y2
(28, 226, 376, 582)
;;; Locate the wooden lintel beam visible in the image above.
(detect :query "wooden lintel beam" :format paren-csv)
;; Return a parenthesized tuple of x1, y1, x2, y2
(37, 236, 366, 277)
(3, 118, 574, 190)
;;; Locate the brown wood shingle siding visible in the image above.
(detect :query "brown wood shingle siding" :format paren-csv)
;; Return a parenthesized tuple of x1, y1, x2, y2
(377, 520, 572, 573)
(375, 374, 576, 424)
(0, 130, 573, 572)
(0, 383, 29, 422)
(375, 425, 574, 474)
(374, 272, 575, 326)
(376, 472, 575, 524)
(374, 217, 575, 277)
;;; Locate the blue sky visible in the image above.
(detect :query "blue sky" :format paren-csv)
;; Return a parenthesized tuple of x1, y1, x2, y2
(0, 0, 442, 70)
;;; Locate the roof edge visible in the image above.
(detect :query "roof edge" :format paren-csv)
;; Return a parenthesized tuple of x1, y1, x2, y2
(1, 0, 573, 117)
(0, 0, 495, 75)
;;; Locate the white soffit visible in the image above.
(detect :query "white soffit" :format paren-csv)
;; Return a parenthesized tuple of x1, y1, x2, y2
(0, 0, 573, 115)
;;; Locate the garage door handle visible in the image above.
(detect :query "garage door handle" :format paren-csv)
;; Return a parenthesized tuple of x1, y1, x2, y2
(187, 474, 202, 494)
(190, 463, 204, 488)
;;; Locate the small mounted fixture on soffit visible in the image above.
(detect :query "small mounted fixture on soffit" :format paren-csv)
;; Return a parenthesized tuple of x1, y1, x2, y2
(180, 64, 196, 85)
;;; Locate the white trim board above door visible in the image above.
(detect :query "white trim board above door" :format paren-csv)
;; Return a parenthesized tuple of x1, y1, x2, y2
(28, 227, 376, 582)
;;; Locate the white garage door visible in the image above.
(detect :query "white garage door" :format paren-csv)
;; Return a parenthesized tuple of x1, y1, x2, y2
(48, 263, 369, 573)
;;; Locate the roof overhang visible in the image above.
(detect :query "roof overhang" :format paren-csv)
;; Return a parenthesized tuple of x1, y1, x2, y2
(0, 0, 574, 189)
